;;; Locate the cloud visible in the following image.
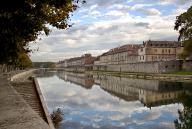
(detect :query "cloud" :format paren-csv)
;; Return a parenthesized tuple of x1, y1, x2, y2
(158, 0, 191, 5)
(89, 10, 102, 17)
(144, 8, 161, 15)
(30, 0, 191, 62)
(130, 4, 161, 16)
(90, 4, 98, 10)
(37, 74, 184, 129)
(30, 13, 178, 61)
(83, 0, 126, 7)
(105, 10, 126, 17)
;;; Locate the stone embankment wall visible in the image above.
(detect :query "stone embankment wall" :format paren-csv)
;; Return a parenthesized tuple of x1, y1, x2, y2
(182, 60, 192, 71)
(0, 70, 51, 129)
(11, 69, 37, 82)
(94, 60, 182, 73)
(63, 60, 192, 73)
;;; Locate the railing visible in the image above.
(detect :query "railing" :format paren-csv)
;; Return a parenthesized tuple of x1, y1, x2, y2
(0, 64, 24, 74)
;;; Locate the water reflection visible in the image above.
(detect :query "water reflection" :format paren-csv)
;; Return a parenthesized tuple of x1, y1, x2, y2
(174, 88, 192, 129)
(58, 72, 94, 89)
(37, 71, 192, 129)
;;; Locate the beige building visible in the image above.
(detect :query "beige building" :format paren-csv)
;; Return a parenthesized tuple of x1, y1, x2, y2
(138, 40, 182, 62)
(57, 54, 96, 68)
(94, 44, 140, 66)
(95, 40, 183, 66)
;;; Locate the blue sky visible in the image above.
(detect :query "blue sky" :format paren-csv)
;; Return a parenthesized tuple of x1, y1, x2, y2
(30, 0, 192, 62)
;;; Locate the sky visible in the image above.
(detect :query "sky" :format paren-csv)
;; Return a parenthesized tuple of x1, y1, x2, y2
(30, 0, 192, 62)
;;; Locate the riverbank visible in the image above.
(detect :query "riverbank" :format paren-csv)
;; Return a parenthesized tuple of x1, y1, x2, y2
(0, 70, 53, 129)
(86, 70, 192, 82)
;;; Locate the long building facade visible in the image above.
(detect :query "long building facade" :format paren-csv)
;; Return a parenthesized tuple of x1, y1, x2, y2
(93, 40, 183, 73)
(95, 40, 182, 65)
(57, 54, 96, 71)
(57, 40, 185, 73)
(94, 44, 140, 65)
(138, 40, 181, 62)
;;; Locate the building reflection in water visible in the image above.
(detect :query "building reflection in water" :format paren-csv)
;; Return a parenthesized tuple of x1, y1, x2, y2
(57, 72, 94, 89)
(38, 71, 192, 129)
(56, 71, 192, 108)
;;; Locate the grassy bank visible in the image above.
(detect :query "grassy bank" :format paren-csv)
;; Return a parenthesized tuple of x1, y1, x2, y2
(166, 71, 192, 75)
(87, 70, 192, 82)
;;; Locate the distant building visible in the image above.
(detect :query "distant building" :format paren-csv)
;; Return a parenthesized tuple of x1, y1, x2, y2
(57, 40, 185, 73)
(94, 44, 141, 66)
(57, 54, 96, 71)
(93, 40, 184, 73)
(58, 72, 94, 89)
(138, 40, 182, 62)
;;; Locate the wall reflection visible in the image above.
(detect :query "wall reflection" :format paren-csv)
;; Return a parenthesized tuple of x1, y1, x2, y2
(58, 72, 94, 89)
(56, 71, 191, 108)
(38, 71, 192, 129)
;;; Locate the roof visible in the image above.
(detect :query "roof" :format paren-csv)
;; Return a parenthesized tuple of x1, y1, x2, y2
(144, 40, 180, 48)
(100, 44, 141, 56)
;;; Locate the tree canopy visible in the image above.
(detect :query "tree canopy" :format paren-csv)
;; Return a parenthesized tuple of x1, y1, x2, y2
(175, 6, 192, 59)
(0, 0, 85, 67)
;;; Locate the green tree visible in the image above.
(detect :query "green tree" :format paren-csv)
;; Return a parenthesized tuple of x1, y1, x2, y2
(174, 92, 192, 129)
(175, 6, 192, 59)
(0, 0, 85, 66)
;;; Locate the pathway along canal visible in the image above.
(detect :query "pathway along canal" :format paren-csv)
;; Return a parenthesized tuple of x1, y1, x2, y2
(36, 70, 192, 129)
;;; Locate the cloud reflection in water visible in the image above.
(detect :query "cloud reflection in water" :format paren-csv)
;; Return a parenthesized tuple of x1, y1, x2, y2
(37, 73, 183, 129)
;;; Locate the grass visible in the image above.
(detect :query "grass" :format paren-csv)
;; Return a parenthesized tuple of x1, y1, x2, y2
(90, 70, 192, 76)
(166, 71, 192, 75)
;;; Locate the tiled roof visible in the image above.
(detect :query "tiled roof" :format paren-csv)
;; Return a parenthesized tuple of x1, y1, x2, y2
(101, 44, 141, 56)
(144, 40, 180, 48)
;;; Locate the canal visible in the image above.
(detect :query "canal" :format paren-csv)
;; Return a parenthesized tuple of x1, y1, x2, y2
(37, 70, 192, 129)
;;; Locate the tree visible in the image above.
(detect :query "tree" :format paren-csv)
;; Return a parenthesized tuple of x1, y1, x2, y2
(17, 52, 33, 68)
(175, 6, 192, 59)
(50, 108, 64, 128)
(0, 0, 85, 66)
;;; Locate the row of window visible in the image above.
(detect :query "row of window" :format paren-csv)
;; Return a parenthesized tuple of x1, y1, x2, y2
(101, 55, 136, 62)
(154, 49, 171, 54)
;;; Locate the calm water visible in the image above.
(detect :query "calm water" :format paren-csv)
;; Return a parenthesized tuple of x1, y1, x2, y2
(37, 70, 192, 129)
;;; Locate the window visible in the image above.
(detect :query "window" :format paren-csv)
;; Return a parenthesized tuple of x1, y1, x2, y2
(168, 49, 171, 54)
(162, 49, 164, 53)
(140, 48, 143, 52)
(154, 49, 157, 53)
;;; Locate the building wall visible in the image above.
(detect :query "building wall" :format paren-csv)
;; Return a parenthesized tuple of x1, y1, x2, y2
(57, 54, 95, 68)
(99, 52, 138, 65)
(182, 60, 192, 71)
(94, 60, 181, 73)
(106, 62, 159, 73)
(138, 47, 177, 62)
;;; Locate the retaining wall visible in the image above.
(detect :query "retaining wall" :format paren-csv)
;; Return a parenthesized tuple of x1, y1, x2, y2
(182, 60, 192, 71)
(94, 60, 182, 73)
(11, 69, 37, 82)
